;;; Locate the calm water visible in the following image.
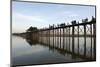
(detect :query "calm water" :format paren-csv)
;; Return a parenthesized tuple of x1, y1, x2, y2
(12, 35, 95, 66)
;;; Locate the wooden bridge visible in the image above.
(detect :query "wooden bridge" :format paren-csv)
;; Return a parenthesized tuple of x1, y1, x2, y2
(31, 17, 96, 60)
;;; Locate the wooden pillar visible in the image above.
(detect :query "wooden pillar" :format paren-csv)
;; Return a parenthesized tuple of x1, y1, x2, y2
(78, 23, 79, 54)
(42, 31, 43, 43)
(53, 24, 54, 47)
(84, 25, 86, 57)
(47, 30, 49, 44)
(93, 23, 96, 59)
(55, 29, 56, 47)
(66, 27, 68, 50)
(63, 28, 65, 49)
(41, 31, 43, 43)
(90, 24, 92, 58)
(57, 28, 59, 48)
(46, 31, 47, 44)
(69, 27, 70, 51)
(40, 30, 42, 43)
(60, 28, 61, 48)
(72, 26, 75, 54)
(49, 25, 50, 46)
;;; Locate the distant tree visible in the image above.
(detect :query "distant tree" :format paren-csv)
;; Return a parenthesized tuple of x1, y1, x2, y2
(26, 26, 38, 32)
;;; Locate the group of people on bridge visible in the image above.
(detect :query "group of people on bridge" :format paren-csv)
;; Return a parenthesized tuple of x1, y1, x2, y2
(48, 16, 96, 29)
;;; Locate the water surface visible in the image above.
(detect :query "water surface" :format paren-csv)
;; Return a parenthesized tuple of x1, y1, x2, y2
(12, 35, 95, 66)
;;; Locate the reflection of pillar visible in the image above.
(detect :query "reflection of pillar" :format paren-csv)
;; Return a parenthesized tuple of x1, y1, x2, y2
(84, 25, 86, 57)
(93, 23, 96, 59)
(90, 24, 92, 58)
(72, 26, 75, 54)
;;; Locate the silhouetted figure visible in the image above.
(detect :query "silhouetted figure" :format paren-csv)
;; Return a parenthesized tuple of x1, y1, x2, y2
(49, 25, 53, 29)
(71, 20, 76, 25)
(57, 24, 60, 27)
(60, 23, 66, 27)
(67, 22, 70, 25)
(82, 18, 88, 23)
(91, 16, 96, 22)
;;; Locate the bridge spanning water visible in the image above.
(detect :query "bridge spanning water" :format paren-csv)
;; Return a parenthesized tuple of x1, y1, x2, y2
(31, 17, 96, 60)
(12, 17, 96, 66)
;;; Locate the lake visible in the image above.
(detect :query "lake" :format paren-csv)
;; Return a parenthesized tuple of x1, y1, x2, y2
(12, 35, 96, 66)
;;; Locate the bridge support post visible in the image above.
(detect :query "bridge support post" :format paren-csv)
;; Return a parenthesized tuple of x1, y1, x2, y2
(57, 28, 59, 48)
(69, 27, 70, 51)
(93, 23, 96, 59)
(60, 28, 61, 48)
(72, 26, 75, 55)
(84, 25, 86, 57)
(49, 25, 50, 46)
(63, 28, 65, 49)
(90, 24, 92, 58)
(78, 23, 79, 55)
(55, 29, 56, 47)
(53, 24, 54, 47)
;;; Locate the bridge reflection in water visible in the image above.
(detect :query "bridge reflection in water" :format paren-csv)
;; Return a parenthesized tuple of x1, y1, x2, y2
(26, 35, 95, 61)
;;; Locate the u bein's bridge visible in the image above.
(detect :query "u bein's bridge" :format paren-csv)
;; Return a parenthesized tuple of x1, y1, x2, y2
(30, 17, 96, 60)
(38, 17, 96, 37)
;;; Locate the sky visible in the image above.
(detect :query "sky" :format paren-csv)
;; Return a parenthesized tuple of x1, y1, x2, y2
(12, 1, 95, 33)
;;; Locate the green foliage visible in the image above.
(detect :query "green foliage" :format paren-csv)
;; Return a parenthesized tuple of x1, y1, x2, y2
(26, 26, 38, 32)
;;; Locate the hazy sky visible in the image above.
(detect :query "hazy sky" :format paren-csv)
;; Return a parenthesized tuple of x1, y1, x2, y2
(12, 1, 95, 33)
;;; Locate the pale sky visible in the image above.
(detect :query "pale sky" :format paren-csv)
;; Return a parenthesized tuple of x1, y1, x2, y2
(12, 1, 95, 33)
